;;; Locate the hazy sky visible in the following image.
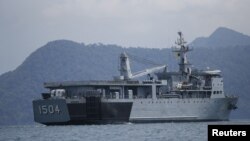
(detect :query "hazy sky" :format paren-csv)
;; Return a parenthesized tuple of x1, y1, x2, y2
(0, 0, 250, 74)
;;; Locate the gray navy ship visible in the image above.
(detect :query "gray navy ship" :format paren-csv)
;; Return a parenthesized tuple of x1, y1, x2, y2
(33, 32, 238, 125)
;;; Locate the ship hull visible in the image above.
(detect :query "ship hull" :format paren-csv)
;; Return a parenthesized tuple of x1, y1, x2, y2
(129, 97, 238, 122)
(33, 98, 133, 125)
(33, 97, 237, 125)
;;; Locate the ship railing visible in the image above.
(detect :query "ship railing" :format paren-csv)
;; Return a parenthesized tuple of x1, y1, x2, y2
(142, 80, 163, 84)
(169, 90, 212, 99)
(158, 94, 181, 98)
(203, 86, 212, 90)
(44, 80, 140, 87)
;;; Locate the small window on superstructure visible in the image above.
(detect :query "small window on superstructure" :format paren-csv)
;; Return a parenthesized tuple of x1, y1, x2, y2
(213, 91, 216, 94)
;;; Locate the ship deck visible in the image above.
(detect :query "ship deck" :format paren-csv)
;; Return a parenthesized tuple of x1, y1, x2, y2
(44, 80, 165, 88)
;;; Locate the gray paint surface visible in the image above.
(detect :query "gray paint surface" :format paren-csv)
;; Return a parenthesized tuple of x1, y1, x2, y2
(33, 99, 70, 123)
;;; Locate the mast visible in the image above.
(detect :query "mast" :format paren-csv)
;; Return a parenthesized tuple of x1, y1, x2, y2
(172, 32, 192, 74)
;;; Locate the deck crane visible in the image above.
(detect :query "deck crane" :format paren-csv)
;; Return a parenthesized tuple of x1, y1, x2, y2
(119, 52, 166, 80)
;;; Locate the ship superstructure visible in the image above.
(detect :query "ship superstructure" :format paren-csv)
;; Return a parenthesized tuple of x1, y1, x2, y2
(33, 32, 238, 125)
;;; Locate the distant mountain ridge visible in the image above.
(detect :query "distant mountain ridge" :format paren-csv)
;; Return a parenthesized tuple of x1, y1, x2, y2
(191, 27, 250, 47)
(0, 27, 250, 125)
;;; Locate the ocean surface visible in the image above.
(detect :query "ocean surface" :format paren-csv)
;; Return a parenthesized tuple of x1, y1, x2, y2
(0, 120, 249, 141)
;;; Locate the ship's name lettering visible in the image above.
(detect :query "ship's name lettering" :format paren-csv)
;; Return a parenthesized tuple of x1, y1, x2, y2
(38, 105, 60, 115)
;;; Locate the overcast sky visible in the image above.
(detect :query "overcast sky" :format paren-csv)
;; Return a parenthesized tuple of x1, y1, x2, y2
(0, 0, 250, 74)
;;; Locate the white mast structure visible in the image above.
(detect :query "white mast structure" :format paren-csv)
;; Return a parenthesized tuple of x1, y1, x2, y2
(172, 32, 192, 74)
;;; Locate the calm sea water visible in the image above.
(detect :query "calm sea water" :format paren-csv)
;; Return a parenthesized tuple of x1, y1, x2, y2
(0, 121, 249, 141)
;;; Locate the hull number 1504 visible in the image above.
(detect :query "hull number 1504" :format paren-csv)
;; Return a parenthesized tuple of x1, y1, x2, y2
(38, 105, 60, 115)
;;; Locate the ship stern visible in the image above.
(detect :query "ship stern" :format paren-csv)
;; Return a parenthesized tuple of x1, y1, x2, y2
(33, 99, 70, 125)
